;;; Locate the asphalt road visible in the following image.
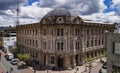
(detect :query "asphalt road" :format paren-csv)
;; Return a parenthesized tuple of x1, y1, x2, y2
(0, 51, 21, 73)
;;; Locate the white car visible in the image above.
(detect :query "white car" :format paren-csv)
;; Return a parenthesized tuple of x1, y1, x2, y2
(99, 62, 107, 73)
(10, 59, 19, 65)
(5, 53, 14, 61)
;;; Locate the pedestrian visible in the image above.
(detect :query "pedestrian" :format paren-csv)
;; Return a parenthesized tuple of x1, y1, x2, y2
(34, 70, 36, 73)
(89, 68, 91, 73)
(6, 71, 8, 73)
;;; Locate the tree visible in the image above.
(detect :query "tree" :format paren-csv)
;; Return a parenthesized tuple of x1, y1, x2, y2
(0, 40, 2, 49)
(17, 54, 30, 62)
(9, 48, 20, 57)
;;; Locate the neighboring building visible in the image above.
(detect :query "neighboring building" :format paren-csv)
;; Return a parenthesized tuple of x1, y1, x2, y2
(3, 37, 16, 53)
(0, 27, 16, 52)
(107, 33, 120, 73)
(17, 8, 116, 69)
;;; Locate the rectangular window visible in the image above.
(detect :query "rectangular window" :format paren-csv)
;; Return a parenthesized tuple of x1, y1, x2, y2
(61, 28, 64, 36)
(98, 40, 100, 45)
(57, 42, 60, 51)
(95, 40, 97, 46)
(57, 29, 60, 36)
(61, 42, 64, 51)
(36, 40, 38, 47)
(57, 28, 64, 36)
(30, 40, 31, 45)
(33, 29, 34, 35)
(75, 41, 79, 50)
(75, 29, 80, 36)
(30, 29, 31, 35)
(91, 29, 94, 35)
(102, 39, 104, 45)
(87, 29, 89, 35)
(33, 40, 34, 46)
(36, 29, 37, 35)
(57, 41, 64, 51)
(91, 40, 93, 47)
(114, 42, 120, 54)
(102, 29, 104, 34)
(43, 29, 46, 36)
(43, 41, 46, 49)
(75, 42, 77, 50)
(87, 41, 89, 47)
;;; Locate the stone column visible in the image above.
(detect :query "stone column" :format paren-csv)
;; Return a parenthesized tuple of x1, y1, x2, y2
(64, 55, 71, 69)
(78, 54, 82, 66)
(46, 54, 49, 68)
(71, 55, 76, 68)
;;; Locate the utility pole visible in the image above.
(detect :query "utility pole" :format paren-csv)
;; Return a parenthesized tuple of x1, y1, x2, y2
(16, 0, 19, 25)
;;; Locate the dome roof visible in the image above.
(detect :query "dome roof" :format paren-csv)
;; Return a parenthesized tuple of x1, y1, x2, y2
(44, 8, 78, 17)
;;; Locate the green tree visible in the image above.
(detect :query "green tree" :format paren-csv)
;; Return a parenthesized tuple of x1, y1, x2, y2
(9, 48, 20, 57)
(0, 40, 2, 49)
(17, 54, 30, 62)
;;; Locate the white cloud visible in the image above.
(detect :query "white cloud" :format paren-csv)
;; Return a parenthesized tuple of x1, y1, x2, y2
(80, 11, 120, 23)
(99, 0, 107, 12)
(0, 0, 120, 26)
(19, 2, 52, 24)
(112, 0, 120, 5)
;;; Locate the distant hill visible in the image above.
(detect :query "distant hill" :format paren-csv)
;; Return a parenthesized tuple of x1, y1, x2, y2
(0, 27, 6, 30)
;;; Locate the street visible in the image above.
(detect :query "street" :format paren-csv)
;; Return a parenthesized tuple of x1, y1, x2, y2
(0, 50, 33, 73)
(0, 50, 21, 73)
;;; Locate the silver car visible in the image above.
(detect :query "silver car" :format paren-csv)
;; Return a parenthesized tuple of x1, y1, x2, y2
(10, 59, 19, 65)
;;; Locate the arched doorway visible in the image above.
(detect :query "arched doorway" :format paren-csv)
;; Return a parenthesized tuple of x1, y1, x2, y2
(57, 57, 64, 68)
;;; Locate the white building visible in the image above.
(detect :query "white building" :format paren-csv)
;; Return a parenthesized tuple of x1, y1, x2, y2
(3, 37, 16, 53)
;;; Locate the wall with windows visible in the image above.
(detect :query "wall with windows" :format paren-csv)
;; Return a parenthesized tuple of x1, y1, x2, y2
(107, 33, 120, 73)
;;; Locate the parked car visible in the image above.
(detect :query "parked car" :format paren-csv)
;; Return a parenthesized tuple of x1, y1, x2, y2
(10, 58, 19, 65)
(99, 62, 107, 73)
(5, 53, 14, 61)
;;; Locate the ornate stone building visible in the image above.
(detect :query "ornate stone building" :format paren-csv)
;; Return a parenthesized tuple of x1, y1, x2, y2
(17, 8, 116, 69)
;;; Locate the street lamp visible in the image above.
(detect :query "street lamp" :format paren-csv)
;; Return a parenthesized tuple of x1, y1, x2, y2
(10, 67, 13, 73)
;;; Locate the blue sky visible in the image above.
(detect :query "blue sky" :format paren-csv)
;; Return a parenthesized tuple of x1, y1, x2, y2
(0, 0, 120, 26)
(104, 0, 119, 13)
(28, 0, 39, 5)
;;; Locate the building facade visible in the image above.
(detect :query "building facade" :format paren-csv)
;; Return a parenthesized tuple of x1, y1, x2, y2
(0, 27, 16, 52)
(107, 33, 120, 73)
(17, 8, 116, 69)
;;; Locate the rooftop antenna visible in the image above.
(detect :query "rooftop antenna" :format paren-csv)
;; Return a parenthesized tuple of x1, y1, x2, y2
(16, 0, 20, 25)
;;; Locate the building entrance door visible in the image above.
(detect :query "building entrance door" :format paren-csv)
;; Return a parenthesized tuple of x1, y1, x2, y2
(57, 57, 64, 68)
(75, 54, 78, 65)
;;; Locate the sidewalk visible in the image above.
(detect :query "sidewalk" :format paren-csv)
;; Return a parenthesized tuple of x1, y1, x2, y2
(0, 63, 5, 73)
(28, 58, 105, 73)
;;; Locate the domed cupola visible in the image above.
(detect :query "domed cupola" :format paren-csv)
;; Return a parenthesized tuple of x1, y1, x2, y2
(40, 7, 82, 24)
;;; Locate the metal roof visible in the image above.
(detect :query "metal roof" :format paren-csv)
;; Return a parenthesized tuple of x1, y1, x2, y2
(44, 7, 78, 17)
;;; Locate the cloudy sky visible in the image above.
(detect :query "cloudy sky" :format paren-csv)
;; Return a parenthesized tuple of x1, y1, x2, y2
(0, 0, 120, 26)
